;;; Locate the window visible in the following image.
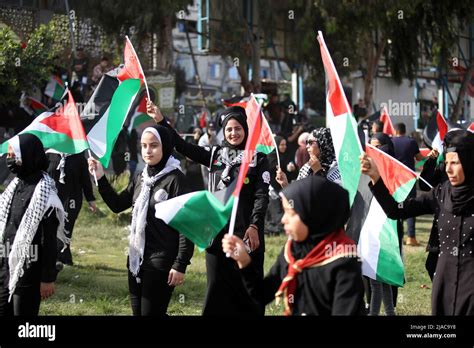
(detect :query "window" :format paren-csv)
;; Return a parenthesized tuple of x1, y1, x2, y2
(209, 63, 221, 79)
(228, 66, 239, 80)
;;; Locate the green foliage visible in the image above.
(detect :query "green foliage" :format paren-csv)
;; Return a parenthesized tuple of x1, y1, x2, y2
(0, 23, 59, 106)
(71, 0, 193, 38)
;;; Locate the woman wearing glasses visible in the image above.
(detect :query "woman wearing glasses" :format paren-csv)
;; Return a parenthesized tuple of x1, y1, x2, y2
(276, 128, 341, 188)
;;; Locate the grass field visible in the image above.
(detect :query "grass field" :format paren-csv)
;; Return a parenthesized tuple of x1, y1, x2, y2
(39, 175, 434, 316)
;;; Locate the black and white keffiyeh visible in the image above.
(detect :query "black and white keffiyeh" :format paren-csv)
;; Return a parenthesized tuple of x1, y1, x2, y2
(128, 156, 181, 277)
(216, 147, 245, 190)
(0, 173, 67, 300)
(297, 160, 341, 185)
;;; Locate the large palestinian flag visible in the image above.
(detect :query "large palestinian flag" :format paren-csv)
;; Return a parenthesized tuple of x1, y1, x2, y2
(318, 31, 362, 206)
(318, 32, 407, 286)
(1, 91, 89, 154)
(357, 144, 417, 286)
(83, 69, 141, 168)
(155, 187, 234, 250)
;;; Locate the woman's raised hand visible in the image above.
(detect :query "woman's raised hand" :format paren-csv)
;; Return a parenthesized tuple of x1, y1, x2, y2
(360, 153, 380, 184)
(276, 167, 289, 188)
(88, 157, 105, 180)
(222, 234, 251, 269)
(146, 98, 164, 123)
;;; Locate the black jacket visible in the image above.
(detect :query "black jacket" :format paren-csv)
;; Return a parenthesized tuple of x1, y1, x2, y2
(47, 152, 95, 205)
(1, 173, 58, 285)
(370, 178, 474, 315)
(98, 169, 194, 273)
(240, 248, 366, 315)
(159, 119, 270, 251)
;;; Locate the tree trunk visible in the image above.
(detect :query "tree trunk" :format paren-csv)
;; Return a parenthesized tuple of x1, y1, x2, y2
(156, 15, 174, 74)
(363, 31, 386, 114)
(451, 60, 474, 121)
(236, 62, 252, 94)
(251, 30, 262, 93)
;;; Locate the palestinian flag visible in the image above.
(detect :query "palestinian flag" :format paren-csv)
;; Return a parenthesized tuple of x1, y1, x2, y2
(415, 148, 431, 169)
(127, 94, 154, 133)
(117, 36, 145, 84)
(380, 105, 395, 136)
(44, 75, 65, 101)
(431, 111, 448, 152)
(86, 77, 141, 168)
(468, 122, 474, 132)
(154, 187, 234, 250)
(1, 91, 89, 154)
(20, 96, 48, 117)
(318, 32, 406, 286)
(357, 144, 418, 286)
(317, 31, 362, 206)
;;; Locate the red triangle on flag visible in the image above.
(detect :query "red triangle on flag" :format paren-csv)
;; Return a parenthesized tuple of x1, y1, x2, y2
(318, 37, 351, 117)
(39, 91, 88, 141)
(468, 122, 474, 132)
(436, 111, 448, 141)
(199, 110, 207, 128)
(117, 38, 144, 83)
(366, 143, 417, 196)
(136, 95, 148, 114)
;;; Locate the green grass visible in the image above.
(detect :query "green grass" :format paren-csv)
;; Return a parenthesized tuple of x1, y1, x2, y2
(39, 174, 434, 316)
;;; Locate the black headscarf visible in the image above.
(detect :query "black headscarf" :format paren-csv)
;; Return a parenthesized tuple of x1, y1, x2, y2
(271, 135, 291, 167)
(371, 132, 395, 156)
(141, 125, 175, 176)
(311, 128, 336, 172)
(219, 106, 248, 150)
(442, 130, 474, 214)
(6, 133, 48, 180)
(281, 176, 350, 258)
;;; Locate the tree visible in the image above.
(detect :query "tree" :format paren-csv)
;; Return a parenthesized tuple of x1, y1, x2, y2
(286, 0, 474, 117)
(72, 0, 192, 74)
(0, 23, 59, 106)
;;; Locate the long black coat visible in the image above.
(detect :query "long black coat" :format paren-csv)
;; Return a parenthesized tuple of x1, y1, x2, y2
(371, 178, 474, 315)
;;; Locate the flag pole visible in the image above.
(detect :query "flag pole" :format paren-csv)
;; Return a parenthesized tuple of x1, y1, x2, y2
(84, 148, 98, 186)
(263, 115, 281, 168)
(88, 150, 99, 186)
(125, 35, 151, 101)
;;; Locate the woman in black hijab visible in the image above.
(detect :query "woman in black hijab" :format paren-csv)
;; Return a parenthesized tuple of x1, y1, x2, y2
(276, 127, 341, 188)
(0, 134, 67, 316)
(223, 176, 366, 315)
(147, 101, 270, 316)
(88, 125, 194, 316)
(361, 129, 474, 315)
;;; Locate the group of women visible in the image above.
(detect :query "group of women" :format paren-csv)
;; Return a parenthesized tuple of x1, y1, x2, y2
(0, 99, 473, 316)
